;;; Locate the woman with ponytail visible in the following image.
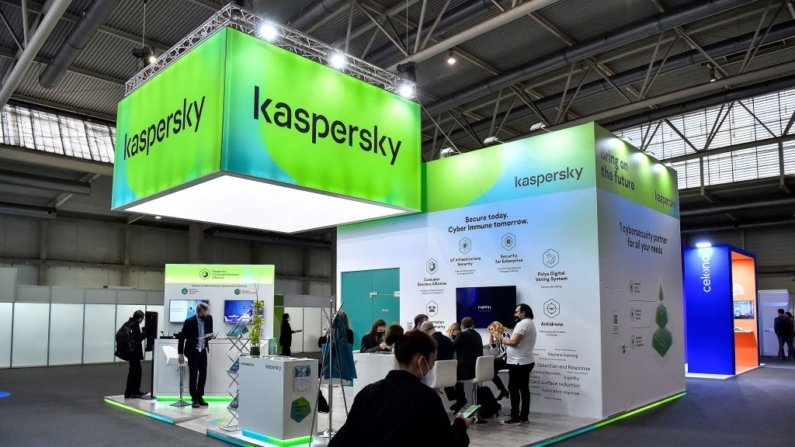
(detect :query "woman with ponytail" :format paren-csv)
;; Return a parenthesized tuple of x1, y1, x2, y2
(329, 325, 472, 447)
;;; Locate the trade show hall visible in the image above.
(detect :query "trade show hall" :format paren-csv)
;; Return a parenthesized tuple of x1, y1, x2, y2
(1, 1, 795, 447)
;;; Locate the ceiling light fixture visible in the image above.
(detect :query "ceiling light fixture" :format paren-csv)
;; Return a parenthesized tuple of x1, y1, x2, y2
(695, 242, 712, 248)
(447, 49, 456, 65)
(330, 52, 347, 69)
(398, 83, 415, 98)
(155, 215, 162, 219)
(439, 147, 460, 158)
(709, 66, 716, 83)
(258, 21, 279, 41)
(483, 136, 503, 145)
(529, 123, 550, 133)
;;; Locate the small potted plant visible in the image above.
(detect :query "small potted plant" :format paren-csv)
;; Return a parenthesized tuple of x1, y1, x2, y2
(249, 299, 264, 357)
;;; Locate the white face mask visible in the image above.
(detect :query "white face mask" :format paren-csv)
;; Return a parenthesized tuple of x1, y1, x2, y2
(287, 318, 291, 322)
(419, 358, 435, 387)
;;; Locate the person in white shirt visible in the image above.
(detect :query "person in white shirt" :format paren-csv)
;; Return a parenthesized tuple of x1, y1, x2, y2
(500, 304, 536, 425)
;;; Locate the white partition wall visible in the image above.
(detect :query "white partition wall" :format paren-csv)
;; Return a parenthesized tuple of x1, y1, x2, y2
(0, 267, 15, 368)
(0, 278, 170, 369)
(83, 304, 116, 364)
(49, 304, 85, 366)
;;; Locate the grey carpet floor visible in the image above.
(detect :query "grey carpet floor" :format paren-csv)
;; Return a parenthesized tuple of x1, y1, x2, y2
(0, 360, 792, 447)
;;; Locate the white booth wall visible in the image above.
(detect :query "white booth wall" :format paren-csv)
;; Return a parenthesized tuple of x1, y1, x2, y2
(0, 267, 165, 368)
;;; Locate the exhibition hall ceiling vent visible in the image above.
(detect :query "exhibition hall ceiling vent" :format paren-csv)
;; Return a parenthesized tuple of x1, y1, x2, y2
(112, 8, 421, 233)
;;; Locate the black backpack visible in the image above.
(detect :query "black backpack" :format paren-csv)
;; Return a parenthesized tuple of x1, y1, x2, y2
(115, 322, 136, 361)
(476, 386, 501, 418)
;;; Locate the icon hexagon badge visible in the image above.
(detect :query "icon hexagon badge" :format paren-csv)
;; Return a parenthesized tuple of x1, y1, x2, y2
(426, 301, 438, 317)
(543, 299, 560, 318)
(181, 288, 188, 295)
(542, 249, 559, 268)
(426, 258, 438, 275)
(290, 397, 311, 423)
(234, 288, 241, 295)
(199, 269, 210, 280)
(501, 233, 516, 251)
(459, 237, 472, 254)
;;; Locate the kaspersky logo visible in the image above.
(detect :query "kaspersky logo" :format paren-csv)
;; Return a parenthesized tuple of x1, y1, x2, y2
(253, 86, 403, 166)
(123, 96, 206, 160)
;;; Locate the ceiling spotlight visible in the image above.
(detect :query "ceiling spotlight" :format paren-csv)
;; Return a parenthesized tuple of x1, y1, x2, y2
(330, 52, 347, 69)
(529, 122, 550, 133)
(155, 216, 162, 220)
(447, 49, 456, 65)
(709, 66, 716, 83)
(695, 242, 712, 248)
(258, 21, 279, 41)
(440, 147, 460, 158)
(483, 136, 503, 145)
(398, 83, 415, 98)
(147, 52, 157, 64)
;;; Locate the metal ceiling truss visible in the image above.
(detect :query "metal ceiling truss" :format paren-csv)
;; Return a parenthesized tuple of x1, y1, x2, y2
(126, 4, 411, 97)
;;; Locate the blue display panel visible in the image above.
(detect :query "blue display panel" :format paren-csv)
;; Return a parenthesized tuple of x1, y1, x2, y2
(683, 246, 734, 375)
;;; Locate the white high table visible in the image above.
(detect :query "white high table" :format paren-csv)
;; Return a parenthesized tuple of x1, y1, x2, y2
(351, 352, 396, 396)
(152, 338, 235, 398)
(239, 356, 319, 443)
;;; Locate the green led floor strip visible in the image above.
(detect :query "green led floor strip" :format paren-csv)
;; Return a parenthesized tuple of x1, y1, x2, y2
(529, 392, 687, 447)
(104, 398, 175, 425)
(207, 431, 256, 447)
(156, 396, 233, 402)
(242, 429, 311, 447)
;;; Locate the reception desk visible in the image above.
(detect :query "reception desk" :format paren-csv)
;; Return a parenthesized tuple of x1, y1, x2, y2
(352, 352, 396, 396)
(239, 356, 319, 444)
(152, 338, 237, 399)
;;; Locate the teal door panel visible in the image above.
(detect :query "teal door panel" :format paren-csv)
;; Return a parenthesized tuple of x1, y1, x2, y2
(341, 268, 400, 349)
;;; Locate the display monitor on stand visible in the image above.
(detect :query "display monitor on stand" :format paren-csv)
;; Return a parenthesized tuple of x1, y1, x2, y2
(169, 299, 210, 323)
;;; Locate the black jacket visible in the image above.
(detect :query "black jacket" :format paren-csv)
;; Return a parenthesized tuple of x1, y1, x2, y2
(126, 318, 144, 361)
(453, 328, 482, 380)
(178, 315, 214, 355)
(360, 333, 388, 353)
(432, 331, 455, 361)
(280, 321, 295, 347)
(329, 370, 469, 447)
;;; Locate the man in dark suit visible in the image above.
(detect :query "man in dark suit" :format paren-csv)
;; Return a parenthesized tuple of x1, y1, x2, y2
(450, 317, 482, 413)
(178, 302, 215, 408)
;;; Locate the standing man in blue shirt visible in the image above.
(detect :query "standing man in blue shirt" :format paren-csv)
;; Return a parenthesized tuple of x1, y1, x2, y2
(178, 302, 215, 408)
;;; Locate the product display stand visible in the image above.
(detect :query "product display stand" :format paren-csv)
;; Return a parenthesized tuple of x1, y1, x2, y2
(310, 301, 350, 442)
(221, 317, 250, 432)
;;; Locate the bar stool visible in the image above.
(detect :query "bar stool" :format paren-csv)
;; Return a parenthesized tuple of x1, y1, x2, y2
(162, 345, 190, 407)
(457, 355, 494, 423)
(427, 359, 457, 390)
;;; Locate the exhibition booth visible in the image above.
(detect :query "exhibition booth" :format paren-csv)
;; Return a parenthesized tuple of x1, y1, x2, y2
(104, 5, 687, 446)
(684, 245, 760, 377)
(339, 122, 686, 421)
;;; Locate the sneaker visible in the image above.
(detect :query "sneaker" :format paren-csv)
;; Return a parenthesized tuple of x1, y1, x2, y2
(191, 401, 200, 409)
(520, 419, 530, 425)
(501, 417, 522, 425)
(198, 399, 209, 407)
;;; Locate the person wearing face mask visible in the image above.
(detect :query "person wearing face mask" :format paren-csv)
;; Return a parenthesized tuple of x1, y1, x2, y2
(123, 310, 146, 399)
(178, 302, 215, 408)
(501, 304, 536, 425)
(279, 313, 302, 356)
(329, 325, 472, 447)
(360, 319, 389, 353)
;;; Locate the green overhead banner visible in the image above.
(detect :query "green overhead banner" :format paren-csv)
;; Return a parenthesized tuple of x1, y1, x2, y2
(112, 27, 421, 212)
(420, 123, 678, 216)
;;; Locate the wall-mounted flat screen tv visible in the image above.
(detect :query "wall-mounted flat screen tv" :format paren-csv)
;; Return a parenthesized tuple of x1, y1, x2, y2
(456, 286, 517, 328)
(224, 300, 263, 323)
(169, 299, 210, 323)
(733, 300, 754, 319)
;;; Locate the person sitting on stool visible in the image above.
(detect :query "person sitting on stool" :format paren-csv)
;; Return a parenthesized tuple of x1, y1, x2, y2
(178, 302, 215, 408)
